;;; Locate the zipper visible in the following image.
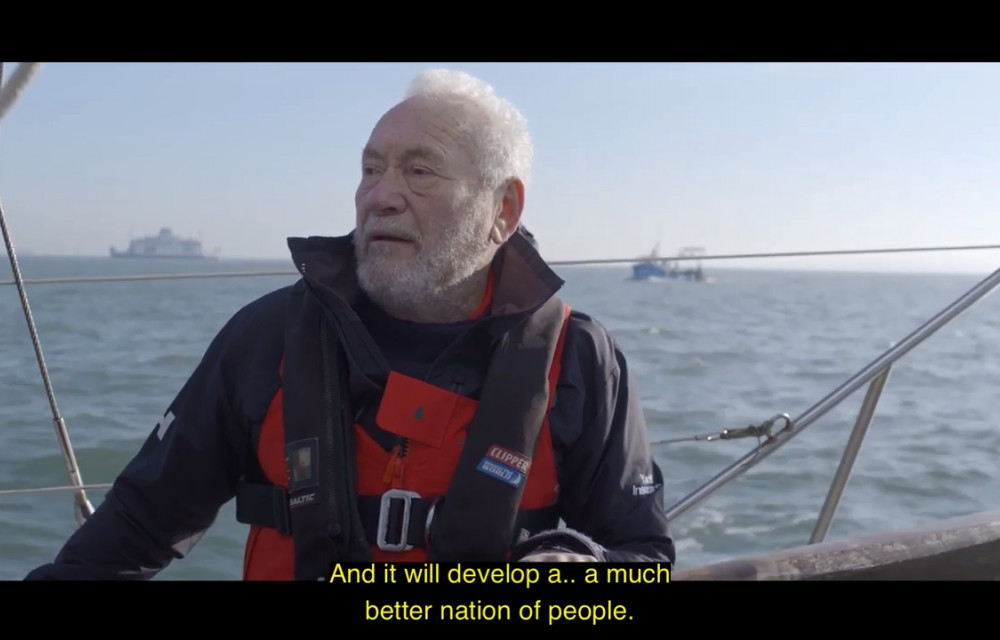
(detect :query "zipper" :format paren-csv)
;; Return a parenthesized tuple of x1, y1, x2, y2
(374, 332, 473, 492)
(320, 323, 344, 540)
(379, 373, 465, 489)
(382, 438, 409, 487)
(375, 348, 461, 491)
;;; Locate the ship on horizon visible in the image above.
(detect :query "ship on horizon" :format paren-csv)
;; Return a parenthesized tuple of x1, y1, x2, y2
(110, 227, 218, 260)
(630, 243, 705, 282)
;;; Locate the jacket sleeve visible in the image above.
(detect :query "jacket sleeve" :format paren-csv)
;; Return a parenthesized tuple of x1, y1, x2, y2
(23, 308, 254, 580)
(512, 313, 676, 565)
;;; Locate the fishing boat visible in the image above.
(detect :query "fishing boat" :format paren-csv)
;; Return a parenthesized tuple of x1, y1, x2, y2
(110, 227, 218, 260)
(631, 244, 706, 282)
(630, 243, 669, 280)
(671, 245, 706, 282)
(4, 62, 1000, 580)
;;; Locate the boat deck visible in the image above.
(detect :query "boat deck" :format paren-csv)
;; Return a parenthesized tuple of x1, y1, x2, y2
(673, 509, 1000, 580)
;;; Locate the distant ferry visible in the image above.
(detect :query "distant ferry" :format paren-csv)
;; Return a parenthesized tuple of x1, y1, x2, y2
(110, 227, 218, 260)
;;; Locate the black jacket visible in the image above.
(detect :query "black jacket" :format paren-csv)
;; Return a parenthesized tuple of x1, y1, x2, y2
(25, 231, 675, 579)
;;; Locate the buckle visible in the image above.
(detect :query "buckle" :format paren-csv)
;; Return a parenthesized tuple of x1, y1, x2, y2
(377, 489, 420, 551)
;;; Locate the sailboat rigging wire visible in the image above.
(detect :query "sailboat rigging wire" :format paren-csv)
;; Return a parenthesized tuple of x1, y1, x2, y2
(663, 262, 1000, 522)
(546, 243, 1000, 265)
(650, 414, 791, 445)
(0, 62, 95, 524)
(2, 243, 999, 288)
(0, 62, 43, 124)
(0, 483, 113, 496)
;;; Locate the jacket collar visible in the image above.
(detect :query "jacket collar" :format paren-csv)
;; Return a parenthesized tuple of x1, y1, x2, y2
(286, 228, 565, 319)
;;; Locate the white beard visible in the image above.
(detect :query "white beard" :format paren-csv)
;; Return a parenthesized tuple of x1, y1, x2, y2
(354, 196, 494, 317)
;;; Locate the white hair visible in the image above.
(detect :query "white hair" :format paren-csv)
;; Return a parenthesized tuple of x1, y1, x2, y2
(404, 69, 533, 191)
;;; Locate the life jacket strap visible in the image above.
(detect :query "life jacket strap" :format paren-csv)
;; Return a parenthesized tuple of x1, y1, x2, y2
(235, 479, 559, 548)
(236, 479, 293, 536)
(356, 492, 559, 552)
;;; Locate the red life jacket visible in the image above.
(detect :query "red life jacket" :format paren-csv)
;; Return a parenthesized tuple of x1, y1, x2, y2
(237, 272, 572, 580)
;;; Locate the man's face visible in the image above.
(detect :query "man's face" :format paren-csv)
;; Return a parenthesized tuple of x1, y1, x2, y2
(353, 96, 497, 308)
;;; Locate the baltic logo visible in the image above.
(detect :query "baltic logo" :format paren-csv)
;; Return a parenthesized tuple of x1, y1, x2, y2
(290, 492, 316, 507)
(475, 444, 532, 488)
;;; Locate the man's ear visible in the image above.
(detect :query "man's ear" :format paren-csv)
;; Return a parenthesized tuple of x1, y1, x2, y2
(490, 178, 524, 245)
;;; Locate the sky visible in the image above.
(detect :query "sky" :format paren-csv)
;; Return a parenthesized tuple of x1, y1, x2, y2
(1, 61, 999, 274)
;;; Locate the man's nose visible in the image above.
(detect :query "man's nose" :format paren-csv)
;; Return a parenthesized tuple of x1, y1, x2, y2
(362, 169, 407, 214)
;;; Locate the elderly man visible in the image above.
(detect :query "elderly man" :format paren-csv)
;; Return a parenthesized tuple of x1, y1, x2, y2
(25, 68, 675, 580)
